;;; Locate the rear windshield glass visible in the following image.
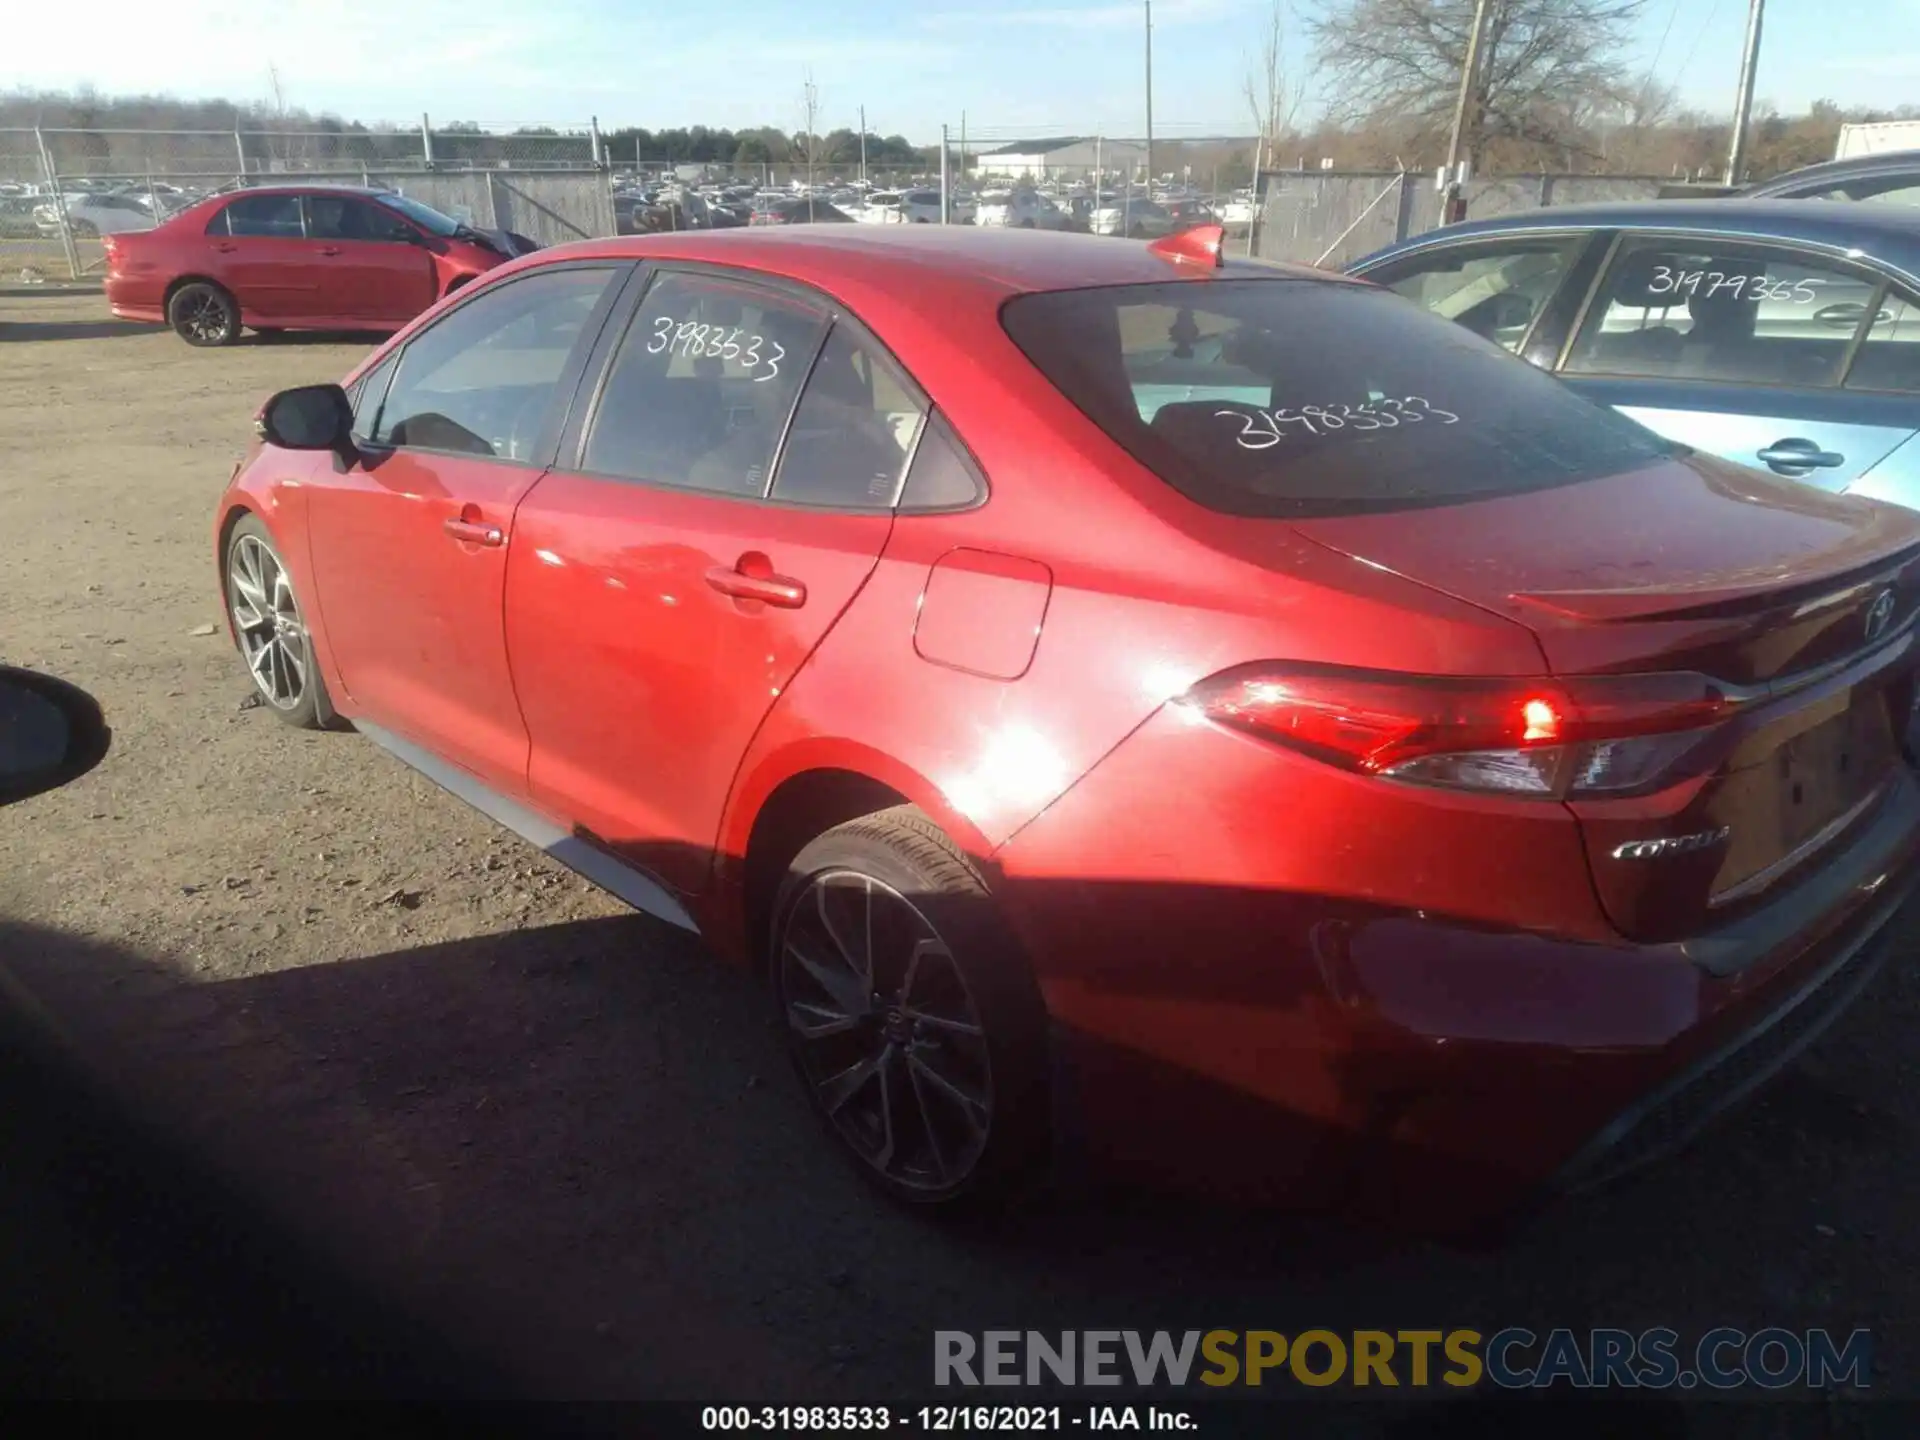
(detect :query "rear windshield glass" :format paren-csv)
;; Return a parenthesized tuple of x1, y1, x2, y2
(999, 278, 1674, 518)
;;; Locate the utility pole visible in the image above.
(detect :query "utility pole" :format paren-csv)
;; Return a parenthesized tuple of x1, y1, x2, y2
(1144, 0, 1155, 188)
(940, 124, 951, 223)
(1725, 0, 1766, 186)
(960, 110, 967, 191)
(859, 104, 867, 186)
(1440, 0, 1492, 224)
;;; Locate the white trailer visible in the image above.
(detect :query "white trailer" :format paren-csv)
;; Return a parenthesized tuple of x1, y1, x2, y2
(1836, 121, 1920, 160)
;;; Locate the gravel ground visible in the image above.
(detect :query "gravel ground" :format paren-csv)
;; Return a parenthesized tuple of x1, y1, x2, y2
(0, 287, 1915, 1421)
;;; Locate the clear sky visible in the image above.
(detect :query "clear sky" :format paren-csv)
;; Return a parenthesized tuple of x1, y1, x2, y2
(8, 0, 1915, 143)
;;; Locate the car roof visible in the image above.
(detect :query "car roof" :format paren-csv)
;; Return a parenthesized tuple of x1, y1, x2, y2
(209, 183, 395, 199)
(1354, 198, 1920, 280)
(526, 225, 1336, 299)
(1743, 150, 1920, 194)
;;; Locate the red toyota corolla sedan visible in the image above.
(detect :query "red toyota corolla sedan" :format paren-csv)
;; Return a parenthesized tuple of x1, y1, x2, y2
(107, 184, 523, 346)
(212, 224, 1920, 1228)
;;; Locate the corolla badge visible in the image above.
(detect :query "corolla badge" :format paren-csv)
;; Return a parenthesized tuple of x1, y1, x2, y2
(1865, 588, 1897, 644)
(1611, 826, 1732, 861)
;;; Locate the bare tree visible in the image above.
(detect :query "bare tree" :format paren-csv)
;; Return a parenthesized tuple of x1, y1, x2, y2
(1244, 2, 1301, 152)
(800, 71, 821, 191)
(1305, 0, 1647, 168)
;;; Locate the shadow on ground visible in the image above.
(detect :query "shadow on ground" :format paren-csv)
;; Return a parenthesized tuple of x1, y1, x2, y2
(0, 911, 1910, 1415)
(0, 317, 166, 342)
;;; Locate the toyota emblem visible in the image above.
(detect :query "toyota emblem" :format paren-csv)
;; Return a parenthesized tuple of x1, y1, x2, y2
(1866, 588, 1897, 644)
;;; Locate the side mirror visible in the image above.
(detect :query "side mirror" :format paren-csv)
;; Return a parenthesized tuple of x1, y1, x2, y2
(257, 384, 355, 455)
(0, 667, 110, 808)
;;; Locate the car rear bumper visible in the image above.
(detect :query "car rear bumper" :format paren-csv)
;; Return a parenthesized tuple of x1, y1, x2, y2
(994, 706, 1920, 1228)
(104, 273, 163, 322)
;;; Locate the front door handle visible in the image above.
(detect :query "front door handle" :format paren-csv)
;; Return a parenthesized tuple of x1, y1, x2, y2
(318, 245, 342, 257)
(444, 515, 504, 547)
(1757, 438, 1845, 474)
(214, 241, 238, 253)
(705, 553, 806, 608)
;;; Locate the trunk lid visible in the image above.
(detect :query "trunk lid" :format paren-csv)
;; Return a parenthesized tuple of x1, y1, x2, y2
(1291, 454, 1920, 940)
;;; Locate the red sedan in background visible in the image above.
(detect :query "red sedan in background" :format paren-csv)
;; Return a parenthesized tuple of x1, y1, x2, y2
(107, 184, 525, 346)
(212, 223, 1920, 1229)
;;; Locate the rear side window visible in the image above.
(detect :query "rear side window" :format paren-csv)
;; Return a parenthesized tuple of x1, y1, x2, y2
(898, 412, 987, 512)
(1562, 237, 1883, 388)
(581, 270, 827, 496)
(217, 194, 304, 238)
(1846, 293, 1920, 394)
(1000, 279, 1671, 518)
(769, 324, 926, 508)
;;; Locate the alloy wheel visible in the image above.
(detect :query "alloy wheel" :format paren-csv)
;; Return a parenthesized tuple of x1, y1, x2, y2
(227, 534, 307, 710)
(779, 870, 992, 1193)
(179, 291, 230, 344)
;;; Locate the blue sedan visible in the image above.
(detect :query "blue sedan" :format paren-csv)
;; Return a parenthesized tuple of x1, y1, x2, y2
(1347, 200, 1920, 508)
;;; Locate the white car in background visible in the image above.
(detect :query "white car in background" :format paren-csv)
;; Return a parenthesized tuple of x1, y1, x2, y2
(32, 192, 168, 237)
(1088, 195, 1176, 238)
(974, 189, 1072, 229)
(855, 188, 974, 224)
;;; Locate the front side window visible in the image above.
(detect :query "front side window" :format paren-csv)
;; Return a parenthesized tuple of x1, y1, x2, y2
(769, 324, 926, 508)
(219, 194, 304, 238)
(1562, 237, 1881, 388)
(374, 193, 462, 237)
(372, 267, 617, 461)
(1854, 178, 1920, 208)
(580, 270, 828, 496)
(350, 352, 400, 436)
(1376, 237, 1584, 354)
(306, 195, 416, 243)
(1000, 278, 1670, 519)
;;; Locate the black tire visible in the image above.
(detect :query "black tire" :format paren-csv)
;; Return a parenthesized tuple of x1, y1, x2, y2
(168, 281, 240, 347)
(771, 806, 1050, 1209)
(1128, 223, 1146, 239)
(1018, 219, 1035, 229)
(252, 327, 283, 339)
(222, 514, 340, 730)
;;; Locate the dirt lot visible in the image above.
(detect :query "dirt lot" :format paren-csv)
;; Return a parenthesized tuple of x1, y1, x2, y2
(1, 286, 1917, 1417)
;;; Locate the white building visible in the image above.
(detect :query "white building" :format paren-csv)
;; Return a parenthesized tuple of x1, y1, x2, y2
(976, 137, 1148, 180)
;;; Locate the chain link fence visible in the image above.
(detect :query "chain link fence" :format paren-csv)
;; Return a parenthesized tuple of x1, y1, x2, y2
(1, 118, 1679, 282)
(0, 121, 608, 280)
(1253, 169, 1670, 269)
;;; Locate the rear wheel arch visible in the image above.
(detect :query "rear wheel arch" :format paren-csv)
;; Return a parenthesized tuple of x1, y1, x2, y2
(444, 273, 476, 299)
(163, 272, 231, 312)
(742, 768, 911, 976)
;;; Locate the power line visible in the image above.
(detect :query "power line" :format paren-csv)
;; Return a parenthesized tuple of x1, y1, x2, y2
(1640, 0, 1686, 91)
(1671, 0, 1726, 95)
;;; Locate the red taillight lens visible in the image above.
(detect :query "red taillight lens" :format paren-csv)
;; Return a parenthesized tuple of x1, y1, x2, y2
(1185, 664, 1740, 798)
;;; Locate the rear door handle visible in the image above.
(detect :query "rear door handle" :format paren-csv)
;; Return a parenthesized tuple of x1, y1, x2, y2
(318, 245, 342, 257)
(443, 516, 504, 547)
(214, 241, 238, 253)
(705, 554, 806, 608)
(1757, 439, 1845, 473)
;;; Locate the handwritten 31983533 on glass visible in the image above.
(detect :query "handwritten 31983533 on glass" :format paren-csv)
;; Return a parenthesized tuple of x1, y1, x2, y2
(1216, 396, 1459, 450)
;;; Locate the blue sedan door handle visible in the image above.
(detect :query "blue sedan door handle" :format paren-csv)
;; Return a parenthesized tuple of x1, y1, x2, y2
(1757, 438, 1846, 474)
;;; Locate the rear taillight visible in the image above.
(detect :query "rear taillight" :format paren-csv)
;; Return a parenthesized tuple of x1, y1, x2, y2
(1184, 664, 1741, 798)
